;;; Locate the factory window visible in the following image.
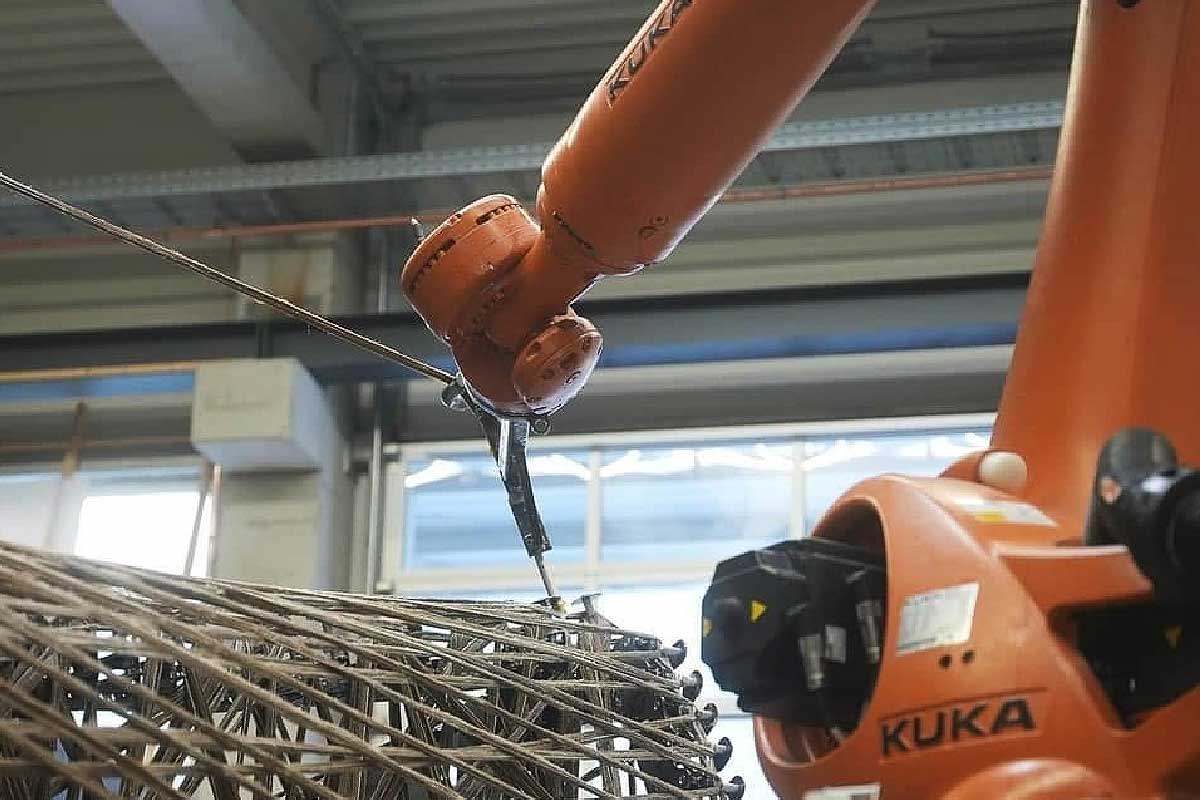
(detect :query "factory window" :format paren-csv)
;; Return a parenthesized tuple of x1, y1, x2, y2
(392, 415, 993, 584)
(600, 441, 793, 563)
(802, 429, 992, 530)
(74, 475, 213, 577)
(403, 449, 589, 570)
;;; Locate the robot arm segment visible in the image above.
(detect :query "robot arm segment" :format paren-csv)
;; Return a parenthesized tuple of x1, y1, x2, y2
(403, 0, 876, 415)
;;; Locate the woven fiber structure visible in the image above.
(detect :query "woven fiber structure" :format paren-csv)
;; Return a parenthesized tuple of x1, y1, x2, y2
(0, 541, 737, 799)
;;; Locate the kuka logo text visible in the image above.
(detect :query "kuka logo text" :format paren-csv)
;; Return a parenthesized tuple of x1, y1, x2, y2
(881, 697, 1036, 757)
(607, 0, 694, 104)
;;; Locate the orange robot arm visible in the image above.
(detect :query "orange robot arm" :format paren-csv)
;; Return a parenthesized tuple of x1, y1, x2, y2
(403, 0, 876, 415)
(991, 0, 1200, 533)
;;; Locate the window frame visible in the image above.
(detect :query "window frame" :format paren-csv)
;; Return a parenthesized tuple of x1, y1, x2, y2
(384, 413, 995, 596)
(0, 455, 215, 576)
(75, 483, 214, 577)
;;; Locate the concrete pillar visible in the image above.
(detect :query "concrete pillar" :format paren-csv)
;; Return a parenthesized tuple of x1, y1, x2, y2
(191, 358, 351, 589)
(235, 234, 360, 320)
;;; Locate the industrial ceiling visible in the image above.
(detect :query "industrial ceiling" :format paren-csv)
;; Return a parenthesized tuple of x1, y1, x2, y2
(0, 0, 1076, 237)
(0, 0, 1081, 452)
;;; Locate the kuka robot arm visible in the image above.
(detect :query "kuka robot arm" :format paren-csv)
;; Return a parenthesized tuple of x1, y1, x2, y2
(402, 0, 876, 415)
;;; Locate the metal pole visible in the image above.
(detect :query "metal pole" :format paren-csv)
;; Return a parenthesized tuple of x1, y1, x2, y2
(365, 229, 391, 593)
(344, 73, 361, 159)
(585, 448, 603, 585)
(183, 462, 214, 577)
(44, 401, 88, 551)
(790, 440, 808, 538)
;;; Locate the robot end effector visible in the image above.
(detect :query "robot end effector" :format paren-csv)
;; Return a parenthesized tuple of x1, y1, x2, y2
(401, 194, 612, 416)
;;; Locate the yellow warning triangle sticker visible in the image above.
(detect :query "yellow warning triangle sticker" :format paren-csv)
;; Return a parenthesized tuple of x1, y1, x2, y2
(1166, 626, 1183, 649)
(750, 600, 768, 623)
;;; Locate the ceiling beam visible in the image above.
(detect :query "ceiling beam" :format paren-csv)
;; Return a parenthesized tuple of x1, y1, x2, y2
(107, 0, 326, 160)
(0, 277, 1027, 383)
(303, 0, 395, 145)
(343, 0, 1067, 21)
(0, 101, 1063, 207)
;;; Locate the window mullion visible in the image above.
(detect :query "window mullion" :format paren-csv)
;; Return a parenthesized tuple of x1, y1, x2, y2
(585, 447, 603, 592)
(790, 439, 807, 539)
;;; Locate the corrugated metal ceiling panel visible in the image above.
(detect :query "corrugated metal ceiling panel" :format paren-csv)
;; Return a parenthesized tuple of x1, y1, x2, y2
(346, 0, 641, 85)
(0, 0, 164, 95)
(344, 0, 1076, 107)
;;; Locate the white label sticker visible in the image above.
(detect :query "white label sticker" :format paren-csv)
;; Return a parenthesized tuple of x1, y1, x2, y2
(803, 784, 881, 800)
(824, 625, 847, 663)
(953, 497, 1055, 526)
(896, 582, 979, 655)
